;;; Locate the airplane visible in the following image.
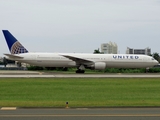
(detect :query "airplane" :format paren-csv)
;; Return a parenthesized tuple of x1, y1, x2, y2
(2, 30, 159, 73)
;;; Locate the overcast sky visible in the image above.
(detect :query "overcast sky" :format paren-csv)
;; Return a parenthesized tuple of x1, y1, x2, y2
(0, 0, 160, 56)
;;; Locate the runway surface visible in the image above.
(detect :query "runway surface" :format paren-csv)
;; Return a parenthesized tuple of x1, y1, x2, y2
(0, 70, 160, 77)
(0, 108, 160, 120)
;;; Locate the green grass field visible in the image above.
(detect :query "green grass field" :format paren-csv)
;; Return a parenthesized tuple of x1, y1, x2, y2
(0, 78, 160, 107)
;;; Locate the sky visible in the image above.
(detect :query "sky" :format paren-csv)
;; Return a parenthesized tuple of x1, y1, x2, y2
(0, 0, 160, 56)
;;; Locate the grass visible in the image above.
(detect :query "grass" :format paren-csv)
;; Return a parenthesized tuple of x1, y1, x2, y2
(0, 78, 160, 107)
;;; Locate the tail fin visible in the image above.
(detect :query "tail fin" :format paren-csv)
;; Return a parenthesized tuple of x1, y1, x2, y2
(2, 30, 28, 54)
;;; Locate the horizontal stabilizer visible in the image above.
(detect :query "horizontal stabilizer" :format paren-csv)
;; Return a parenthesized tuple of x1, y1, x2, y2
(4, 54, 23, 59)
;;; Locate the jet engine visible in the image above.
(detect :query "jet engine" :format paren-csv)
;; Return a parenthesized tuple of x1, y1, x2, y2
(91, 62, 106, 70)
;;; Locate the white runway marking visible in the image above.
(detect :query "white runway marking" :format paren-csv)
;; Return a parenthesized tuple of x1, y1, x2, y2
(1, 107, 17, 110)
(0, 74, 160, 78)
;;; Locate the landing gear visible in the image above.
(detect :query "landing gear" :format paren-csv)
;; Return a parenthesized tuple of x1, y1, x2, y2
(145, 67, 149, 73)
(76, 65, 85, 73)
(76, 69, 85, 73)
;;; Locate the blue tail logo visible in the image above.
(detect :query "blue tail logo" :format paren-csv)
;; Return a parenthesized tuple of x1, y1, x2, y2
(2, 30, 28, 54)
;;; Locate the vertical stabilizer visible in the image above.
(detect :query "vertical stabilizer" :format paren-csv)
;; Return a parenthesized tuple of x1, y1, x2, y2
(2, 30, 28, 54)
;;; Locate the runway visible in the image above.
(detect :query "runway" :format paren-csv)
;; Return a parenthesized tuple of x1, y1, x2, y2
(0, 108, 160, 120)
(0, 70, 160, 78)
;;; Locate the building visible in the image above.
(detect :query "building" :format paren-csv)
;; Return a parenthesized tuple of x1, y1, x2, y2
(126, 47, 151, 55)
(101, 42, 118, 54)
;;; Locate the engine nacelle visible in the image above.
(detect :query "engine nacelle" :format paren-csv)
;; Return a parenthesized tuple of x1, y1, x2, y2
(91, 62, 106, 70)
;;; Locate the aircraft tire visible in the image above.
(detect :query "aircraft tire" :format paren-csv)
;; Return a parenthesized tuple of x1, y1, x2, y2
(76, 69, 85, 73)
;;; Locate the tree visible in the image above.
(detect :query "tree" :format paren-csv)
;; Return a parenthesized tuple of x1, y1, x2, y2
(93, 48, 101, 54)
(152, 52, 160, 63)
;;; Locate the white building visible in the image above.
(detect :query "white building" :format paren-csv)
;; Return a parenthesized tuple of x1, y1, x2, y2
(101, 42, 118, 54)
(126, 47, 151, 55)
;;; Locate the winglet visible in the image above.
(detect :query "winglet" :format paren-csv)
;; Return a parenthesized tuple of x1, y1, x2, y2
(2, 30, 28, 54)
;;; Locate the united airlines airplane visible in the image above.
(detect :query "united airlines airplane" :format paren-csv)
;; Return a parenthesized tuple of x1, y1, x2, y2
(2, 30, 158, 73)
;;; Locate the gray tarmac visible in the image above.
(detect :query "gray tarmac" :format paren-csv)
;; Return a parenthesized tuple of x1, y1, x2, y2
(0, 108, 160, 120)
(0, 70, 160, 78)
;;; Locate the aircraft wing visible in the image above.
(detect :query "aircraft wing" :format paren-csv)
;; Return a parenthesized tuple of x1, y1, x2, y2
(4, 54, 24, 59)
(60, 54, 94, 65)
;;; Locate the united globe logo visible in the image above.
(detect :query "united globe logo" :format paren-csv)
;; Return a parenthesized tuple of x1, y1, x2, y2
(11, 41, 28, 54)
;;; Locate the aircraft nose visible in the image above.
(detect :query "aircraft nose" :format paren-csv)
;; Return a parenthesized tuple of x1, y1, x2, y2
(154, 60, 159, 65)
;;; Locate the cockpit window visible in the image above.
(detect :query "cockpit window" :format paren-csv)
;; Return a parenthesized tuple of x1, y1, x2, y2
(152, 58, 155, 60)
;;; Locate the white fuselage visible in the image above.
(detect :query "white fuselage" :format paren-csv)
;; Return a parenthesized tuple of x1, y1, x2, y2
(6, 53, 158, 69)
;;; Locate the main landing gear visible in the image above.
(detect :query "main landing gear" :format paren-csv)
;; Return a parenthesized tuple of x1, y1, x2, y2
(76, 65, 85, 73)
(76, 69, 85, 73)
